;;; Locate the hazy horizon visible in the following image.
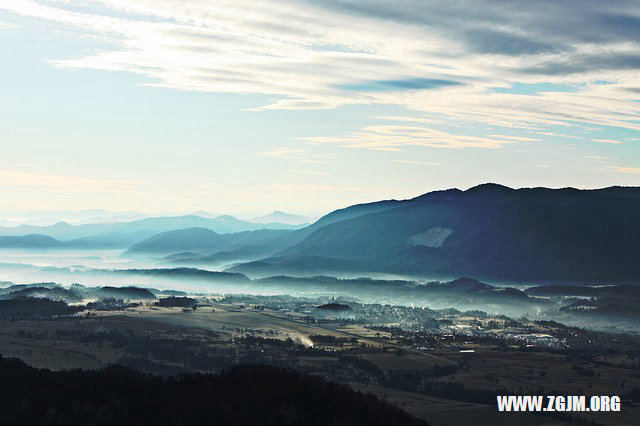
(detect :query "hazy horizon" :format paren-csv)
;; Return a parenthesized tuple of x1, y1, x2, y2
(0, 207, 320, 225)
(0, 182, 639, 222)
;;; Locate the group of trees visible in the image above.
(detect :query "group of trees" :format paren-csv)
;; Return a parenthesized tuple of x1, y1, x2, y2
(154, 296, 197, 308)
(0, 298, 82, 319)
(0, 355, 428, 426)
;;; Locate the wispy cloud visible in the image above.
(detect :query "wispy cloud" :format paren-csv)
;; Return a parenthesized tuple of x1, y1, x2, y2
(372, 116, 443, 125)
(338, 78, 462, 92)
(583, 155, 610, 162)
(259, 148, 304, 157)
(487, 134, 539, 143)
(255, 183, 371, 193)
(393, 160, 442, 166)
(287, 169, 329, 176)
(592, 139, 624, 144)
(300, 121, 515, 151)
(1, 0, 639, 140)
(608, 166, 640, 175)
(259, 147, 338, 164)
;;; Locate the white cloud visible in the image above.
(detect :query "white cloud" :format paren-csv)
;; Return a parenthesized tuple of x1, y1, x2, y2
(583, 155, 610, 161)
(608, 166, 640, 175)
(259, 148, 304, 157)
(394, 160, 442, 166)
(487, 134, 539, 142)
(259, 147, 338, 163)
(1, 0, 640, 144)
(255, 183, 369, 193)
(592, 139, 623, 144)
(287, 169, 328, 176)
(299, 122, 515, 150)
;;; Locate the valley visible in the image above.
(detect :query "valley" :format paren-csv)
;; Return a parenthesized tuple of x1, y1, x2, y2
(1, 184, 639, 425)
(1, 291, 638, 425)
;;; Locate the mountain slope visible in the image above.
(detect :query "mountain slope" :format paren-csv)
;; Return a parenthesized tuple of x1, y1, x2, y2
(0, 234, 93, 249)
(261, 197, 407, 251)
(127, 227, 229, 254)
(0, 234, 64, 248)
(127, 200, 407, 258)
(230, 184, 640, 283)
(127, 227, 294, 256)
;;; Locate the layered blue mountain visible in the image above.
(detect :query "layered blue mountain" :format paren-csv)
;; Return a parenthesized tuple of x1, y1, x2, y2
(127, 228, 228, 254)
(250, 210, 312, 226)
(6, 184, 638, 284)
(127, 227, 292, 256)
(0, 215, 304, 248)
(0, 234, 91, 249)
(230, 184, 640, 284)
(134, 198, 406, 262)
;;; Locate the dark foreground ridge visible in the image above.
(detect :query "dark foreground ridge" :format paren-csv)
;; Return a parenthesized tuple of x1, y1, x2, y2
(0, 355, 427, 426)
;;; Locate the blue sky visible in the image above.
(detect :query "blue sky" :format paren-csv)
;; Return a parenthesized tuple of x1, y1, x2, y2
(1, 1, 639, 215)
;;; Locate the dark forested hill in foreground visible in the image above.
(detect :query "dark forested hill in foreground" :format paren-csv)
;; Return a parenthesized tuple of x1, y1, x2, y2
(0, 356, 427, 426)
(230, 184, 640, 284)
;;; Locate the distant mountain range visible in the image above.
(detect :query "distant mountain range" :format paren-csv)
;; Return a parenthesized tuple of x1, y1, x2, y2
(0, 234, 88, 249)
(127, 227, 229, 254)
(128, 184, 640, 285)
(129, 200, 404, 261)
(229, 184, 640, 284)
(127, 227, 291, 257)
(0, 215, 305, 248)
(190, 210, 312, 226)
(0, 209, 146, 227)
(2, 184, 639, 285)
(250, 211, 313, 226)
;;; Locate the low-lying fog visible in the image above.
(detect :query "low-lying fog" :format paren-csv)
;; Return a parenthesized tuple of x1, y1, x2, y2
(0, 249, 147, 270)
(0, 248, 231, 292)
(0, 248, 439, 293)
(1, 248, 639, 333)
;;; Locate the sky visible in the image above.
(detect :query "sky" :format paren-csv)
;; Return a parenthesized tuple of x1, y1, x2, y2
(1, 0, 639, 216)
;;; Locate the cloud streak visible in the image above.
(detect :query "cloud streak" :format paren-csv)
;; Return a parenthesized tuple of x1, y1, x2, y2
(394, 160, 442, 166)
(300, 119, 517, 151)
(259, 147, 338, 163)
(592, 139, 623, 145)
(608, 166, 640, 175)
(1, 0, 639, 150)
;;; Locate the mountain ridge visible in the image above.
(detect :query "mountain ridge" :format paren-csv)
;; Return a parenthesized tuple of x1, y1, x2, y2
(229, 184, 640, 284)
(0, 215, 305, 248)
